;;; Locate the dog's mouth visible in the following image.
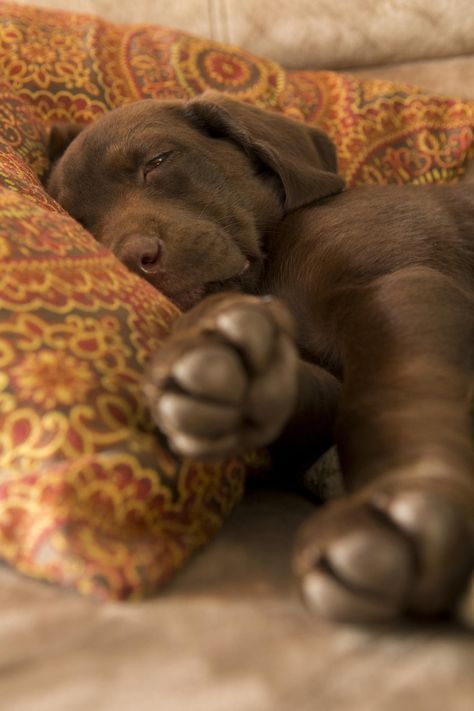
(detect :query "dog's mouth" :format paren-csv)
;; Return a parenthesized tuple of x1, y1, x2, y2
(204, 254, 262, 296)
(162, 256, 261, 311)
(168, 286, 207, 311)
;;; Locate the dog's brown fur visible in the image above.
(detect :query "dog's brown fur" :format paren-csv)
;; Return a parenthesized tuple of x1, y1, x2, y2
(46, 93, 474, 623)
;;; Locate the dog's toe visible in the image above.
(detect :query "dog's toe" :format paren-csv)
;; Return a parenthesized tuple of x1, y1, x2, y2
(294, 502, 415, 622)
(374, 488, 473, 615)
(143, 295, 299, 459)
(294, 482, 473, 623)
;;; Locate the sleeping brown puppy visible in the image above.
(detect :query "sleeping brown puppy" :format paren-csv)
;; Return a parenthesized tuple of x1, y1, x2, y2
(46, 93, 474, 623)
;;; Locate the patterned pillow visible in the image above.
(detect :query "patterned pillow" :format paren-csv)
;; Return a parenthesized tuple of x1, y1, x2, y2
(0, 2, 472, 600)
(0, 79, 265, 599)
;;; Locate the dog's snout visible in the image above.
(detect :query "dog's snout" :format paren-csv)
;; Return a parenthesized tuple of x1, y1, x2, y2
(118, 235, 163, 276)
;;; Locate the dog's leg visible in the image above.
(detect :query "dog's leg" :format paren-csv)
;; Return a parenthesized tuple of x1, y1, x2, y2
(294, 266, 474, 622)
(143, 293, 340, 470)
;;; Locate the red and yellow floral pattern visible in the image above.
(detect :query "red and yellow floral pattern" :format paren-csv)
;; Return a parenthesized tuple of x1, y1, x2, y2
(0, 1, 472, 600)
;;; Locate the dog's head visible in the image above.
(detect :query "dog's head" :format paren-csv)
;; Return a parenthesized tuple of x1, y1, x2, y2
(46, 93, 345, 309)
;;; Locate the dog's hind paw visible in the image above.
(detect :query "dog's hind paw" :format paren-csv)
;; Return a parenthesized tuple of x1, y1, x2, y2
(293, 476, 474, 623)
(142, 294, 298, 459)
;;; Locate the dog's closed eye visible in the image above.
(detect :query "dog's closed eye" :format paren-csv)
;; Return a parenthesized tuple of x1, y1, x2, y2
(143, 151, 174, 180)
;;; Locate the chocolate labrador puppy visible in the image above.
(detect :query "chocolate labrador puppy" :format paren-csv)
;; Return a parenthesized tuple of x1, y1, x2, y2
(46, 93, 474, 623)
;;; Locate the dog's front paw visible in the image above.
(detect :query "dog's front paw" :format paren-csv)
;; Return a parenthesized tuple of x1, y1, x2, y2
(293, 473, 474, 623)
(143, 295, 298, 459)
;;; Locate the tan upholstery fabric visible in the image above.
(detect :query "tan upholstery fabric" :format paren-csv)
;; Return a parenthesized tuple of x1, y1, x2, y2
(12, 0, 474, 69)
(1, 491, 473, 711)
(349, 55, 474, 100)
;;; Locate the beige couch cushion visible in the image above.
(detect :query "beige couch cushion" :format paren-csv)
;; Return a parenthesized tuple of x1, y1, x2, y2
(12, 0, 474, 69)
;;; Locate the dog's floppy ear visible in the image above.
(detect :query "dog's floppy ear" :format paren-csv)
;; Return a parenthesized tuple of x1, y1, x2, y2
(185, 91, 345, 212)
(47, 122, 84, 164)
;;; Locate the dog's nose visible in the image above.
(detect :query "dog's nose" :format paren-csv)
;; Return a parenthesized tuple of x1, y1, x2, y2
(119, 235, 163, 276)
(138, 240, 162, 275)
